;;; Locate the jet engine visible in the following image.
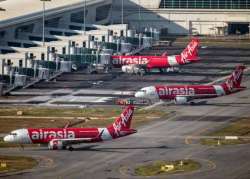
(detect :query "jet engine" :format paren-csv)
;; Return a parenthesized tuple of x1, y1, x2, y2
(166, 67, 180, 72)
(174, 96, 189, 104)
(122, 64, 145, 75)
(48, 140, 64, 150)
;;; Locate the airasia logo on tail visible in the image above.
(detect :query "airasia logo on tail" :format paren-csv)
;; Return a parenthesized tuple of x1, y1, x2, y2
(121, 108, 133, 127)
(226, 68, 243, 91)
(113, 108, 133, 136)
(112, 56, 149, 65)
(30, 129, 75, 140)
(181, 40, 199, 62)
(231, 69, 242, 82)
(158, 87, 195, 96)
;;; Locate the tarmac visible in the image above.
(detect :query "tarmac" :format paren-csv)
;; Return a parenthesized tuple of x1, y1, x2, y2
(1, 42, 250, 106)
(1, 87, 250, 179)
(1, 40, 250, 179)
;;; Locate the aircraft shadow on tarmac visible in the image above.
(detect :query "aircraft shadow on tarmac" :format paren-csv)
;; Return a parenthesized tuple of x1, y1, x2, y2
(175, 115, 236, 122)
(25, 145, 170, 152)
(141, 72, 230, 78)
(191, 101, 250, 107)
(73, 144, 170, 152)
(166, 100, 250, 107)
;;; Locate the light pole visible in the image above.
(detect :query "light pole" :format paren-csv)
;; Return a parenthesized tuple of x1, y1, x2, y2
(138, 0, 141, 32)
(1, 7, 6, 78)
(83, 0, 86, 35)
(40, 0, 51, 47)
(138, 33, 141, 48)
(121, 0, 124, 25)
(114, 32, 119, 53)
(248, 23, 250, 39)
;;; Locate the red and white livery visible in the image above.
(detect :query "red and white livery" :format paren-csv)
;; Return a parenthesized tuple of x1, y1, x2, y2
(112, 38, 200, 74)
(4, 105, 136, 150)
(135, 65, 246, 104)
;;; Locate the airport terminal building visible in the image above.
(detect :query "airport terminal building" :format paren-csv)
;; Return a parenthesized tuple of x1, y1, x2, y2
(112, 0, 250, 35)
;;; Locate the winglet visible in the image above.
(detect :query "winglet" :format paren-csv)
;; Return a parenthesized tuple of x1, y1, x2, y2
(162, 51, 168, 57)
(64, 122, 70, 129)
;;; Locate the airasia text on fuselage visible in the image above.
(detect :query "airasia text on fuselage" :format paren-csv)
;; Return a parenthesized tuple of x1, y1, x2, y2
(112, 56, 149, 65)
(157, 87, 195, 96)
(30, 129, 75, 140)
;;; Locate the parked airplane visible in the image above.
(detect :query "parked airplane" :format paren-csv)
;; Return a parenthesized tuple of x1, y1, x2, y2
(4, 105, 136, 150)
(111, 38, 200, 75)
(134, 65, 246, 104)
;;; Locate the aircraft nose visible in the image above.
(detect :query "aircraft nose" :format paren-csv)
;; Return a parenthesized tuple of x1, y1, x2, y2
(3, 135, 12, 142)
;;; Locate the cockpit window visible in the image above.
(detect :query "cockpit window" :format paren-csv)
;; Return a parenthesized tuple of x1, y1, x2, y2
(10, 133, 17, 136)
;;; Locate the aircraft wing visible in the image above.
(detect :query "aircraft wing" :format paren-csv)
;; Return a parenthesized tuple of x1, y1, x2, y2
(52, 129, 105, 145)
(161, 51, 168, 56)
(176, 93, 219, 99)
(174, 93, 221, 103)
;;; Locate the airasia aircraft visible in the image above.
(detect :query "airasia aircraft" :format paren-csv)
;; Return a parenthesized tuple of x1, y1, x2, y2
(135, 65, 246, 104)
(3, 105, 136, 150)
(111, 38, 200, 74)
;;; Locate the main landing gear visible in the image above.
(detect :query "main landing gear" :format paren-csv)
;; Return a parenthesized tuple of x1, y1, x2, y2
(66, 146, 74, 151)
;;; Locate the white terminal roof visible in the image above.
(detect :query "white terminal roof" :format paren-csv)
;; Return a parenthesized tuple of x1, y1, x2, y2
(0, 0, 105, 27)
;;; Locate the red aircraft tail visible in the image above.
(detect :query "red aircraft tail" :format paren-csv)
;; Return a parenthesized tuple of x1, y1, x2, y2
(180, 38, 200, 62)
(107, 105, 136, 138)
(223, 65, 246, 91)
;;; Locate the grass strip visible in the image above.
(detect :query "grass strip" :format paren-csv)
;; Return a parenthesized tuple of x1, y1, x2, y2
(135, 160, 201, 176)
(0, 155, 37, 174)
(201, 118, 250, 146)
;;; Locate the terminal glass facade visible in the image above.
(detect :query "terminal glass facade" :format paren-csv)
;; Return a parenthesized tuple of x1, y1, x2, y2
(160, 0, 250, 9)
